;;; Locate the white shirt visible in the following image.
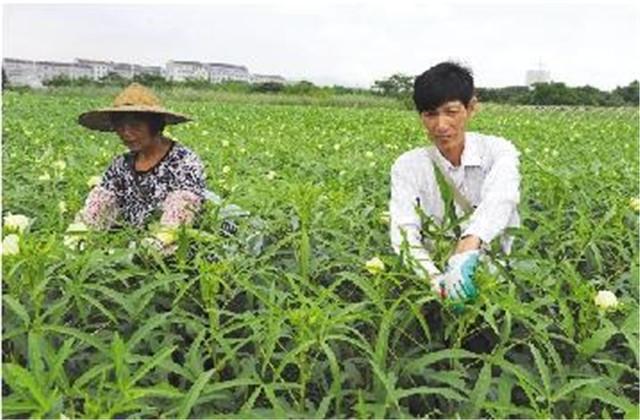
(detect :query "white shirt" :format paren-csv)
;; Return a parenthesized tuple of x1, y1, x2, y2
(389, 132, 521, 277)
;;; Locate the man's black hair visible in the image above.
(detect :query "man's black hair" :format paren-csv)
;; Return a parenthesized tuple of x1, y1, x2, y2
(413, 62, 475, 113)
(110, 112, 166, 136)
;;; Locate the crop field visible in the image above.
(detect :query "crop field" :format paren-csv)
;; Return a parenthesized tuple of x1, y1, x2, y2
(2, 88, 639, 418)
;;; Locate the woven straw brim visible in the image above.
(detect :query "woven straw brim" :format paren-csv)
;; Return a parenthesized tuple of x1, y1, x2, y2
(78, 105, 191, 132)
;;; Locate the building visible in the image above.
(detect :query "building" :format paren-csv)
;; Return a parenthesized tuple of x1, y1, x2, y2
(134, 65, 162, 77)
(251, 73, 287, 85)
(35, 61, 93, 81)
(2, 58, 42, 87)
(75, 59, 111, 80)
(206, 62, 250, 83)
(3, 56, 288, 86)
(526, 69, 551, 87)
(165, 60, 208, 81)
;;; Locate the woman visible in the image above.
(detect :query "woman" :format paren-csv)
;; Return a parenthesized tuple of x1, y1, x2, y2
(72, 83, 206, 249)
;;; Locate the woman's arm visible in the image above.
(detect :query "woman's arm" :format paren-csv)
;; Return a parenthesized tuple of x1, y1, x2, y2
(160, 151, 206, 227)
(74, 156, 124, 230)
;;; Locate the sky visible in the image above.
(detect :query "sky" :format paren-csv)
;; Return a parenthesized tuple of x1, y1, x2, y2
(2, 1, 639, 90)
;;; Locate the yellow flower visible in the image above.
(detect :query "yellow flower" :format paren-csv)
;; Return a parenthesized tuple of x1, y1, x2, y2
(365, 151, 374, 158)
(3, 213, 31, 234)
(333, 144, 341, 151)
(66, 222, 88, 233)
(222, 165, 231, 175)
(52, 160, 66, 171)
(221, 140, 230, 147)
(154, 227, 177, 246)
(58, 201, 67, 214)
(629, 197, 640, 212)
(594, 290, 618, 309)
(379, 210, 390, 224)
(2, 234, 20, 256)
(365, 257, 386, 275)
(266, 171, 277, 181)
(87, 176, 102, 188)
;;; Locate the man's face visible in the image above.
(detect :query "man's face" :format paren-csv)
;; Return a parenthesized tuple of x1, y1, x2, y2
(420, 99, 476, 152)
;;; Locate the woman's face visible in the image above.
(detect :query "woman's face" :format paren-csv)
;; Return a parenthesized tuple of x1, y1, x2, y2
(111, 113, 156, 152)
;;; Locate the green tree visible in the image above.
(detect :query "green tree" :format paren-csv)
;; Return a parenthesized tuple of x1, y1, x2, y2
(372, 73, 413, 97)
(613, 81, 639, 106)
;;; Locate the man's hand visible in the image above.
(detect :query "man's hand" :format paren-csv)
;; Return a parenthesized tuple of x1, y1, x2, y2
(454, 234, 482, 254)
(435, 250, 480, 302)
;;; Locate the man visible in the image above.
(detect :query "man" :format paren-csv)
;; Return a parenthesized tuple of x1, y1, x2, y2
(389, 62, 520, 303)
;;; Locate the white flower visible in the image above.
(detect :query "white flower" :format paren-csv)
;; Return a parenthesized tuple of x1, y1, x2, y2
(266, 171, 277, 181)
(222, 165, 231, 175)
(63, 234, 85, 251)
(365, 257, 386, 275)
(87, 176, 102, 188)
(140, 237, 158, 249)
(38, 172, 51, 181)
(58, 201, 67, 214)
(2, 234, 20, 256)
(3, 214, 31, 234)
(64, 222, 88, 251)
(594, 290, 618, 309)
(221, 140, 230, 147)
(52, 160, 66, 171)
(630, 197, 640, 212)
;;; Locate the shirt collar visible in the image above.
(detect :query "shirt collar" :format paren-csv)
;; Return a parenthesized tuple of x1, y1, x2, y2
(434, 133, 482, 169)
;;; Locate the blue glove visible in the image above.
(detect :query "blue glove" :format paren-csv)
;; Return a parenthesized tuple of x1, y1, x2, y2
(438, 250, 480, 302)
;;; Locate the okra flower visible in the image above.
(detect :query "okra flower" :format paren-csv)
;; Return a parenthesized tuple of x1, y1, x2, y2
(87, 175, 102, 188)
(594, 290, 618, 310)
(2, 234, 20, 256)
(3, 213, 31, 234)
(365, 257, 386, 275)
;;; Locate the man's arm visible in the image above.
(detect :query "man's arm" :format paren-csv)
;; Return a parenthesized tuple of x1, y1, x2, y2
(390, 160, 441, 281)
(461, 141, 521, 245)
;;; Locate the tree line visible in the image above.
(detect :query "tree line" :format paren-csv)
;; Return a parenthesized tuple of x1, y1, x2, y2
(371, 73, 639, 107)
(4, 69, 638, 107)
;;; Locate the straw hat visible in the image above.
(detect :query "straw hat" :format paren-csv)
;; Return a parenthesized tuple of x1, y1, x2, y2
(78, 83, 191, 132)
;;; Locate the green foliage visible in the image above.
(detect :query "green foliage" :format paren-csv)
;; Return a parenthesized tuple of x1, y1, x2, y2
(477, 81, 638, 107)
(2, 90, 638, 418)
(372, 73, 413, 98)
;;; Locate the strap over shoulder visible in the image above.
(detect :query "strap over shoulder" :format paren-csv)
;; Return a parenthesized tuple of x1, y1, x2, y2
(426, 147, 474, 215)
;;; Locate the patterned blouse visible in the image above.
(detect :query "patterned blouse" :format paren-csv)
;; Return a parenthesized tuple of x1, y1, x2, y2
(76, 141, 206, 229)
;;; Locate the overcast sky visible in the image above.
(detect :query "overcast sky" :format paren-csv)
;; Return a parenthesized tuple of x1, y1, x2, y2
(2, 1, 639, 89)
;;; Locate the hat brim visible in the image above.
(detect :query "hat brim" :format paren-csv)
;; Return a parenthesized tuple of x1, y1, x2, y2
(78, 105, 192, 132)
